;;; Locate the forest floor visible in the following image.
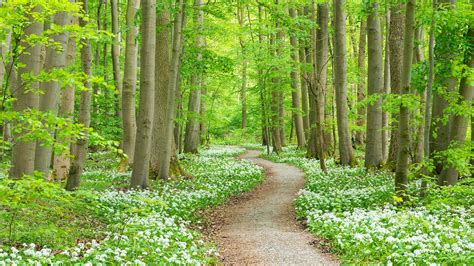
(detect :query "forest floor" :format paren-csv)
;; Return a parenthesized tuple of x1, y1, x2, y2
(208, 149, 339, 265)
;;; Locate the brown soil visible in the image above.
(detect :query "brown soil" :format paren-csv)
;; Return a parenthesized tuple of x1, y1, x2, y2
(207, 150, 339, 265)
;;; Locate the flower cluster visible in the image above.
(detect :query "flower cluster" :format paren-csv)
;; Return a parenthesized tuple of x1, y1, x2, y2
(0, 146, 263, 264)
(264, 147, 474, 264)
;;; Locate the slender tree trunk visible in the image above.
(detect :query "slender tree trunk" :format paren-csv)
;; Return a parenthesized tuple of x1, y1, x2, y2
(121, 0, 139, 163)
(365, 1, 384, 168)
(154, 0, 185, 179)
(354, 21, 367, 146)
(333, 0, 354, 165)
(200, 88, 207, 145)
(34, 9, 71, 175)
(298, 43, 310, 141)
(289, 8, 305, 148)
(237, 2, 247, 130)
(387, 4, 405, 165)
(130, 0, 156, 189)
(53, 35, 77, 181)
(65, 0, 93, 190)
(395, 0, 416, 198)
(10, 6, 43, 178)
(184, 0, 205, 154)
(382, 11, 391, 162)
(439, 24, 473, 185)
(110, 0, 122, 118)
(430, 0, 456, 177)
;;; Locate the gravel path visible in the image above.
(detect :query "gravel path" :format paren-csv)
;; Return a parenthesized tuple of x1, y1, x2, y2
(214, 150, 339, 265)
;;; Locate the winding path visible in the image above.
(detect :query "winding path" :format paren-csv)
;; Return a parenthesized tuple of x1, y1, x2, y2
(214, 150, 339, 265)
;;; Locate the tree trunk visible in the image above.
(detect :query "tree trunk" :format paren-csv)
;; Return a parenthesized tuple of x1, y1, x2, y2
(150, 8, 171, 178)
(439, 24, 473, 185)
(382, 11, 391, 162)
(200, 88, 207, 146)
(354, 21, 367, 146)
(130, 0, 156, 189)
(53, 35, 77, 181)
(110, 0, 122, 118)
(153, 0, 185, 179)
(333, 0, 354, 165)
(35, 9, 71, 175)
(184, 0, 205, 154)
(289, 8, 305, 148)
(387, 4, 405, 165)
(65, 0, 93, 190)
(395, 0, 416, 198)
(10, 6, 43, 178)
(121, 0, 139, 163)
(237, 2, 247, 130)
(365, 1, 384, 168)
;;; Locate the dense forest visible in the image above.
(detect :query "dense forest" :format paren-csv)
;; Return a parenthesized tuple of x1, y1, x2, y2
(0, 0, 472, 264)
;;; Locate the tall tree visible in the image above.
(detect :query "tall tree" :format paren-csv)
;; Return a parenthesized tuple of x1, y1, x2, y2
(333, 0, 354, 165)
(121, 0, 139, 163)
(289, 8, 305, 148)
(130, 0, 156, 189)
(110, 0, 122, 118)
(10, 6, 43, 178)
(53, 35, 77, 181)
(387, 3, 405, 165)
(34, 8, 72, 175)
(65, 0, 93, 190)
(184, 0, 205, 154)
(395, 0, 416, 198)
(152, 0, 186, 179)
(365, 1, 384, 168)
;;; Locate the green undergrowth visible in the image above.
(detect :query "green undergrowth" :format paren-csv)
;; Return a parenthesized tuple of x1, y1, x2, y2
(0, 146, 264, 264)
(263, 147, 474, 264)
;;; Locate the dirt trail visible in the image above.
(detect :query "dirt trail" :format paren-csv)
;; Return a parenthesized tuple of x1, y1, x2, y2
(213, 150, 339, 265)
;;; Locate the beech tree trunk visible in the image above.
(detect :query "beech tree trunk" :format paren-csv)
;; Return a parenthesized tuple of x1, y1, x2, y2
(333, 0, 354, 165)
(151, 9, 171, 178)
(121, 0, 139, 163)
(289, 8, 305, 148)
(53, 35, 77, 181)
(10, 6, 43, 178)
(35, 9, 71, 175)
(110, 0, 122, 118)
(184, 0, 205, 154)
(153, 0, 185, 179)
(65, 0, 93, 190)
(387, 4, 405, 165)
(382, 11, 391, 162)
(439, 24, 473, 185)
(395, 0, 416, 198)
(354, 21, 367, 146)
(130, 0, 156, 189)
(365, 1, 384, 168)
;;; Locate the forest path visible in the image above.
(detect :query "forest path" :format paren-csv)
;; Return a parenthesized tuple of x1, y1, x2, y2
(213, 149, 339, 265)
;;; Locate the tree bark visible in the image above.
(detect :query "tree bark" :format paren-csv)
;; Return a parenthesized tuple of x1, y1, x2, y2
(395, 0, 416, 198)
(110, 0, 122, 118)
(130, 0, 156, 189)
(184, 0, 205, 154)
(65, 0, 93, 190)
(382, 11, 391, 162)
(387, 4, 405, 165)
(365, 1, 384, 168)
(53, 35, 77, 181)
(35, 9, 71, 175)
(150, 8, 171, 178)
(333, 0, 354, 165)
(439, 23, 473, 185)
(289, 8, 305, 148)
(153, 0, 185, 179)
(10, 6, 43, 178)
(121, 0, 139, 163)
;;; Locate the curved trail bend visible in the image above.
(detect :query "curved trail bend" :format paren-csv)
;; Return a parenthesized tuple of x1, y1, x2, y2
(214, 150, 338, 265)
